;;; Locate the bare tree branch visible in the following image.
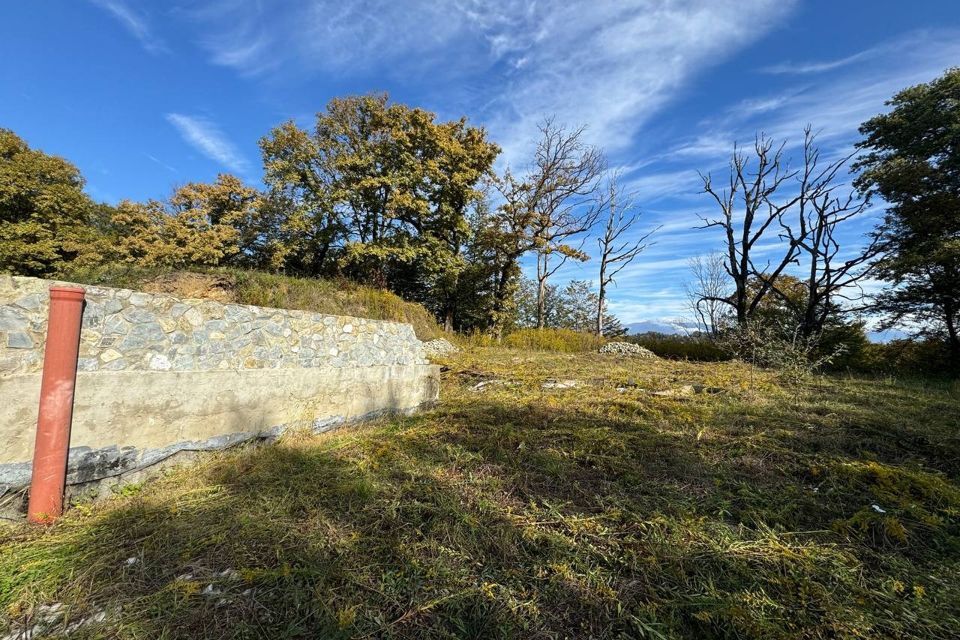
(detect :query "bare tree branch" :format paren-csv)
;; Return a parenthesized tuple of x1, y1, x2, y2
(595, 171, 658, 334)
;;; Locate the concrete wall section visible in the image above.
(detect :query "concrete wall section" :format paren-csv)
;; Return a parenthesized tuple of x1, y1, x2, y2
(0, 276, 440, 494)
(0, 365, 439, 487)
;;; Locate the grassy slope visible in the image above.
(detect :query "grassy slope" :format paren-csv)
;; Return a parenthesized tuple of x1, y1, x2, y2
(2, 349, 959, 639)
(59, 265, 444, 341)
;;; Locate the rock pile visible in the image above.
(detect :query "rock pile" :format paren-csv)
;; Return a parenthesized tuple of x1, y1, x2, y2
(422, 338, 460, 358)
(599, 341, 658, 359)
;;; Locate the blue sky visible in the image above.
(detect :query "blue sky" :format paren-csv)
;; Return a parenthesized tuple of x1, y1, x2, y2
(3, 1, 959, 327)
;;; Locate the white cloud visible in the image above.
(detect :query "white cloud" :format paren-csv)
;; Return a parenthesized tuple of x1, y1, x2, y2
(165, 114, 248, 174)
(623, 169, 703, 203)
(690, 30, 960, 160)
(183, 1, 797, 165)
(89, 0, 167, 54)
(487, 1, 797, 161)
(756, 32, 948, 77)
(145, 153, 178, 174)
(759, 51, 872, 75)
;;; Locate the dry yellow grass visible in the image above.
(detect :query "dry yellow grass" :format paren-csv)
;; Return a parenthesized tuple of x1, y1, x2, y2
(1, 347, 958, 638)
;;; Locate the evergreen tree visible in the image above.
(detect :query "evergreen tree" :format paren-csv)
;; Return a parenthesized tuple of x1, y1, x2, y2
(855, 68, 960, 367)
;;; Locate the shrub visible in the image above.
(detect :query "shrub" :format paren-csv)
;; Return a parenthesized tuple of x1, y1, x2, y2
(718, 321, 844, 383)
(471, 328, 607, 353)
(625, 332, 729, 361)
(856, 338, 956, 377)
(817, 322, 872, 372)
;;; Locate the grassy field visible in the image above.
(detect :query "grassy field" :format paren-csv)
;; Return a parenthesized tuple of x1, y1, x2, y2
(2, 348, 959, 639)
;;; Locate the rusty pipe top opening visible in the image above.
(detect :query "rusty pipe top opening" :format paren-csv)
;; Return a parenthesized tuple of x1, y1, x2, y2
(48, 286, 85, 301)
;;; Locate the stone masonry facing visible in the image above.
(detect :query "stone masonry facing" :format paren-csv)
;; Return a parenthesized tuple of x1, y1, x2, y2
(0, 275, 428, 375)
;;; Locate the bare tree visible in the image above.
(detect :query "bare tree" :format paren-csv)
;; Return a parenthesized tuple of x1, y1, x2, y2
(698, 135, 800, 326)
(772, 142, 880, 337)
(525, 120, 606, 328)
(697, 128, 849, 327)
(685, 253, 729, 335)
(595, 174, 657, 334)
(488, 120, 607, 333)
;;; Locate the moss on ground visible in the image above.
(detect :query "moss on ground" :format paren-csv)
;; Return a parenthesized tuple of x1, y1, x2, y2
(2, 348, 958, 638)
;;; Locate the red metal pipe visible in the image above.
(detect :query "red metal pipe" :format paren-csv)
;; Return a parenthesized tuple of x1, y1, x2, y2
(27, 285, 85, 524)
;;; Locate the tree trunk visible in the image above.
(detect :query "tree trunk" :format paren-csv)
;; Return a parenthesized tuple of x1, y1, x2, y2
(596, 287, 605, 336)
(597, 254, 607, 335)
(536, 252, 548, 329)
(945, 300, 960, 371)
(800, 295, 819, 339)
(735, 282, 748, 326)
(536, 275, 547, 329)
(490, 261, 516, 339)
(310, 239, 330, 277)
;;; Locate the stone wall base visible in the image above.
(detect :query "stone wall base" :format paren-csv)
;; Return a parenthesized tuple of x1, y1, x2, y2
(0, 364, 440, 517)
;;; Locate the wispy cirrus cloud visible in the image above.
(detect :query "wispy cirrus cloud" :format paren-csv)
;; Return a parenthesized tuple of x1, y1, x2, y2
(623, 169, 703, 204)
(476, 0, 798, 164)
(759, 51, 873, 75)
(144, 153, 178, 174)
(165, 114, 248, 174)
(89, 0, 167, 54)
(663, 30, 960, 166)
(181, 0, 798, 165)
(756, 31, 949, 77)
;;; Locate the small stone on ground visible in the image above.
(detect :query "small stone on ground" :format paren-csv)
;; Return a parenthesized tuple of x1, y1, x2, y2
(542, 379, 579, 389)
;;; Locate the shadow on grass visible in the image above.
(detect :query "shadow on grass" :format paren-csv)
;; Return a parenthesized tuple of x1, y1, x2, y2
(2, 390, 959, 639)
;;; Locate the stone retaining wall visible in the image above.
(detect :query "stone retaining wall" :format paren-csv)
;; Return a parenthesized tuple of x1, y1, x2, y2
(1, 276, 425, 376)
(0, 276, 439, 504)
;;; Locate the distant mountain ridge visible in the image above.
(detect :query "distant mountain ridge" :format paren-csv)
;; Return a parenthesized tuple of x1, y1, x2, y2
(625, 320, 697, 335)
(626, 319, 909, 343)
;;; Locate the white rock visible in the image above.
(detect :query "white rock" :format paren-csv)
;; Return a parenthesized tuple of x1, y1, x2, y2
(599, 342, 658, 358)
(183, 307, 204, 328)
(100, 348, 123, 363)
(542, 379, 579, 389)
(148, 354, 172, 371)
(422, 338, 459, 357)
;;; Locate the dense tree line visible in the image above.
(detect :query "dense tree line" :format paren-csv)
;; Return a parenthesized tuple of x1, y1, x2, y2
(1, 94, 640, 335)
(3, 68, 958, 372)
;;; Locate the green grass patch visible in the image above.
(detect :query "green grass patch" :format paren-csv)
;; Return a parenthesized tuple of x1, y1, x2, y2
(1, 349, 958, 638)
(466, 327, 608, 352)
